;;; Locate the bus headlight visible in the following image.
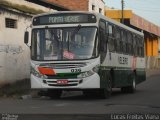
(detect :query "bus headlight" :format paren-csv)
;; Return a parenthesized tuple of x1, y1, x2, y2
(92, 65, 99, 73)
(31, 66, 46, 78)
(77, 70, 94, 78)
(77, 66, 99, 78)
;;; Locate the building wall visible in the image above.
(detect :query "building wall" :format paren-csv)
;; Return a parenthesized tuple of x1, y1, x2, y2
(153, 37, 158, 56)
(105, 10, 132, 22)
(0, 0, 57, 85)
(47, 0, 105, 14)
(145, 36, 152, 56)
(0, 9, 31, 85)
(47, 0, 88, 11)
(158, 37, 160, 67)
(145, 35, 158, 56)
(5, 0, 55, 13)
(88, 0, 105, 15)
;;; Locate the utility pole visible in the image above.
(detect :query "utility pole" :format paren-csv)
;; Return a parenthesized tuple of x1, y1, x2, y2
(121, 0, 124, 24)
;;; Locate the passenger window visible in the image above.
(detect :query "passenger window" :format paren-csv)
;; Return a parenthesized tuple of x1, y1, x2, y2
(122, 30, 127, 54)
(127, 32, 133, 55)
(133, 35, 137, 56)
(115, 27, 121, 52)
(108, 25, 113, 36)
(119, 30, 123, 53)
(139, 36, 144, 57)
(141, 37, 144, 57)
(108, 24, 115, 52)
(99, 20, 106, 52)
(106, 22, 108, 34)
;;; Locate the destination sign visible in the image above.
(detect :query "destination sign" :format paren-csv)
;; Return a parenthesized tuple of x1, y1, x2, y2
(33, 13, 97, 25)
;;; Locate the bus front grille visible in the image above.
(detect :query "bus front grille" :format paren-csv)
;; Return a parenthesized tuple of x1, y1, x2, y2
(40, 63, 86, 69)
(45, 79, 82, 87)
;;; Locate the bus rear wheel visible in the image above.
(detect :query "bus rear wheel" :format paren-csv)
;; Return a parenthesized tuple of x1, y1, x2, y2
(121, 73, 136, 93)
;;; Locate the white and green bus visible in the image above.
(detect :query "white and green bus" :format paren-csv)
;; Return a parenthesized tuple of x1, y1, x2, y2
(24, 11, 146, 98)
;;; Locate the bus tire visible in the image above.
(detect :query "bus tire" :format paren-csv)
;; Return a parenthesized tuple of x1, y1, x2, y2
(100, 74, 112, 99)
(128, 73, 136, 93)
(121, 73, 136, 93)
(48, 89, 62, 99)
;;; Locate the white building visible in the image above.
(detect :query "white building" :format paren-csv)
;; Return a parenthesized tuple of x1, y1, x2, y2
(88, 0, 105, 15)
(0, 0, 56, 85)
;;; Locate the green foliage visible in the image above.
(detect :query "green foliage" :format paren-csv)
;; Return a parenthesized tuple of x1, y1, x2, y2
(0, 0, 45, 14)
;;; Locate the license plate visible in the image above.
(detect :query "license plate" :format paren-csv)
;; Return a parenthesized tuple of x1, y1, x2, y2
(57, 80, 68, 84)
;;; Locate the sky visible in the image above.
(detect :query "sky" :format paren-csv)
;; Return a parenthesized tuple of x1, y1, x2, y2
(104, 0, 160, 26)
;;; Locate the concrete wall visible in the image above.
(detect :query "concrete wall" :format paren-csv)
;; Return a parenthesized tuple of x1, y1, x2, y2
(0, 9, 31, 85)
(0, 0, 57, 85)
(145, 36, 160, 69)
(5, 0, 56, 13)
(146, 57, 160, 69)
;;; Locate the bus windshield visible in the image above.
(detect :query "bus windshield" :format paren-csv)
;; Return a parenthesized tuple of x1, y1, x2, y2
(31, 27, 98, 61)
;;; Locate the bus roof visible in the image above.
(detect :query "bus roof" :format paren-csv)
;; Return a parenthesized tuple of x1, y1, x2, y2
(33, 11, 143, 36)
(96, 13, 144, 36)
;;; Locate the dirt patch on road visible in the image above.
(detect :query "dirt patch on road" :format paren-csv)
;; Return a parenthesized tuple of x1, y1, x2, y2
(0, 79, 31, 98)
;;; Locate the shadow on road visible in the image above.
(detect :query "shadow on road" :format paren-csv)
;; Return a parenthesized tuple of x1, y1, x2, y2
(36, 88, 144, 101)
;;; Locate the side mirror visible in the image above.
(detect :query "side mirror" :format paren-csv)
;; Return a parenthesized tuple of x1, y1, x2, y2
(24, 31, 29, 44)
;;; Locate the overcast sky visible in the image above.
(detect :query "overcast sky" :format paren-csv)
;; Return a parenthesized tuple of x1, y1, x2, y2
(104, 0, 160, 26)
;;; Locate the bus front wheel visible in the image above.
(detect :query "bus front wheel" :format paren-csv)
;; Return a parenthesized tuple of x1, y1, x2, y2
(100, 74, 112, 99)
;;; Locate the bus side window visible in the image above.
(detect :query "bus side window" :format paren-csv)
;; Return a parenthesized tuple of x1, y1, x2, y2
(133, 34, 137, 56)
(119, 29, 123, 53)
(122, 30, 127, 54)
(136, 36, 139, 56)
(127, 32, 133, 55)
(115, 27, 120, 53)
(138, 36, 144, 57)
(108, 24, 115, 52)
(131, 34, 134, 55)
(108, 25, 112, 36)
(141, 37, 144, 57)
(99, 20, 107, 52)
(137, 36, 141, 57)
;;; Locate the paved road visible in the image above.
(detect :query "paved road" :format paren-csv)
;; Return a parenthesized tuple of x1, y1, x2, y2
(0, 74, 160, 119)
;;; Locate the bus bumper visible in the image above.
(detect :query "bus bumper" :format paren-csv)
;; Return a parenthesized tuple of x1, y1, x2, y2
(31, 73, 100, 89)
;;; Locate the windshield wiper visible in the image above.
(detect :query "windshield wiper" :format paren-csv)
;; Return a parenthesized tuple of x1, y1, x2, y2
(71, 24, 81, 40)
(68, 25, 82, 52)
